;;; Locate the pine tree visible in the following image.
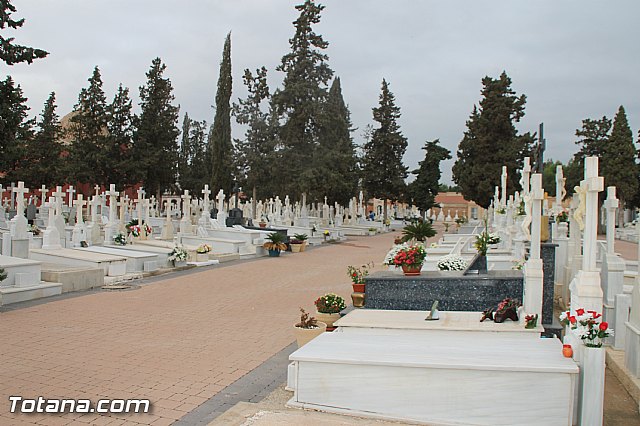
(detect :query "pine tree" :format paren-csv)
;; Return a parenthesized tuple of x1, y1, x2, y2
(68, 66, 109, 186)
(452, 72, 533, 208)
(133, 58, 180, 198)
(209, 33, 234, 194)
(361, 79, 408, 221)
(189, 119, 209, 194)
(408, 139, 451, 213)
(574, 116, 611, 160)
(20, 92, 63, 186)
(0, 76, 32, 183)
(272, 0, 333, 197)
(603, 106, 638, 207)
(316, 77, 358, 205)
(106, 84, 135, 189)
(0, 0, 48, 65)
(178, 112, 191, 190)
(234, 67, 278, 200)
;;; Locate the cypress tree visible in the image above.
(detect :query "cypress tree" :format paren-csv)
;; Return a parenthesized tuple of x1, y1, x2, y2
(133, 57, 180, 198)
(316, 77, 358, 205)
(361, 79, 408, 221)
(452, 72, 533, 208)
(178, 113, 191, 191)
(20, 92, 63, 187)
(408, 139, 451, 213)
(106, 84, 135, 189)
(272, 0, 333, 198)
(0, 76, 32, 183)
(68, 66, 108, 186)
(0, 0, 48, 65)
(209, 32, 234, 194)
(603, 106, 638, 207)
(233, 67, 278, 200)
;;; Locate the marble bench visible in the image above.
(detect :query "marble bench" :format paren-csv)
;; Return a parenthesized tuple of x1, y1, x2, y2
(288, 332, 577, 425)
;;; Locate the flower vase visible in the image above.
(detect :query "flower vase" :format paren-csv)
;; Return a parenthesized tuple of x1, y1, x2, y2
(579, 346, 605, 426)
(315, 311, 341, 328)
(401, 264, 422, 276)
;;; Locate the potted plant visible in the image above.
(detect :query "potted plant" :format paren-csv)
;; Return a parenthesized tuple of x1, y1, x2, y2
(559, 308, 614, 348)
(392, 244, 427, 276)
(168, 245, 188, 267)
(401, 220, 436, 243)
(472, 220, 500, 273)
(289, 238, 304, 253)
(263, 232, 287, 257)
(294, 308, 327, 348)
(113, 233, 127, 246)
(368, 227, 377, 236)
(556, 210, 569, 223)
(293, 233, 308, 251)
(314, 293, 346, 328)
(347, 262, 373, 293)
(195, 243, 212, 261)
(493, 298, 520, 323)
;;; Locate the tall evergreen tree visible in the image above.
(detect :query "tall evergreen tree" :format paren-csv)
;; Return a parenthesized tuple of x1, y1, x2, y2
(133, 57, 180, 198)
(361, 79, 408, 221)
(408, 139, 451, 213)
(601, 106, 638, 207)
(106, 84, 135, 189)
(0, 0, 48, 65)
(0, 76, 32, 182)
(272, 0, 333, 198)
(68, 66, 108, 186)
(541, 159, 563, 197)
(452, 72, 533, 208)
(316, 77, 359, 205)
(233, 67, 278, 200)
(189, 119, 209, 194)
(209, 32, 234, 194)
(178, 112, 191, 190)
(574, 116, 611, 160)
(20, 92, 62, 186)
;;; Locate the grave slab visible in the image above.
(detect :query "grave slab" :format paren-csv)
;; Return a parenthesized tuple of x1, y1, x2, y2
(29, 248, 127, 277)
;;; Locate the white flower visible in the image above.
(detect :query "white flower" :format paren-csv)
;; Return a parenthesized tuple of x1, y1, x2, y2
(436, 255, 468, 271)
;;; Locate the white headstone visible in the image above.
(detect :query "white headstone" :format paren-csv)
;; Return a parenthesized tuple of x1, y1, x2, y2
(66, 185, 75, 208)
(604, 186, 618, 255)
(500, 166, 508, 207)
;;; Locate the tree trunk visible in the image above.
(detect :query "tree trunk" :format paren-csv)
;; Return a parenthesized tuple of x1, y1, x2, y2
(383, 198, 388, 222)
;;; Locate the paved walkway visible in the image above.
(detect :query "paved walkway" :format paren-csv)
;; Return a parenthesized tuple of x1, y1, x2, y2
(0, 234, 396, 425)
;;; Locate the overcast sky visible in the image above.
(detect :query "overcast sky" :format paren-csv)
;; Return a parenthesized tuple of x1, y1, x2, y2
(3, 0, 639, 184)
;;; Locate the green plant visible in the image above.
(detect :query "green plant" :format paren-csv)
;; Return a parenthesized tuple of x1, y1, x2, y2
(263, 232, 287, 251)
(196, 244, 212, 253)
(474, 219, 500, 256)
(0, 267, 7, 283)
(496, 207, 506, 214)
(114, 233, 127, 246)
(401, 220, 436, 243)
(296, 308, 319, 329)
(392, 244, 427, 267)
(315, 293, 346, 314)
(347, 262, 374, 284)
(516, 200, 526, 216)
(556, 210, 569, 223)
(168, 246, 188, 262)
(368, 227, 377, 232)
(293, 233, 308, 241)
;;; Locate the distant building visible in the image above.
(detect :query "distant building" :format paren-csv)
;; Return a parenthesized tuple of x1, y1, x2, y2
(433, 192, 484, 221)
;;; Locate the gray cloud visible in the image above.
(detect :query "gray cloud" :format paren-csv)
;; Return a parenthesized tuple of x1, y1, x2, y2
(3, 0, 639, 185)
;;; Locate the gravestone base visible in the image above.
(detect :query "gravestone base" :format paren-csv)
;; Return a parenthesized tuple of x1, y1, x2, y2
(11, 238, 29, 259)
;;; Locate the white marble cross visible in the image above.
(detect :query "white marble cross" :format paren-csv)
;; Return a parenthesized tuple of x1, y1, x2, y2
(581, 156, 604, 272)
(66, 185, 75, 208)
(13, 181, 29, 216)
(182, 190, 191, 218)
(521, 157, 531, 196)
(107, 184, 119, 222)
(216, 189, 225, 214)
(90, 195, 100, 223)
(94, 185, 100, 197)
(530, 174, 544, 260)
(52, 186, 65, 216)
(202, 184, 211, 213)
(74, 194, 86, 225)
(136, 187, 145, 223)
(604, 186, 619, 256)
(40, 184, 47, 205)
(500, 166, 508, 207)
(555, 165, 566, 214)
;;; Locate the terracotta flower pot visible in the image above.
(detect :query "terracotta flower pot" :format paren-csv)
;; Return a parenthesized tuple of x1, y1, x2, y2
(294, 322, 327, 348)
(401, 263, 422, 276)
(352, 283, 365, 293)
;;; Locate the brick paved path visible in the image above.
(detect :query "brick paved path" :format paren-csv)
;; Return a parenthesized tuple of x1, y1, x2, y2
(0, 233, 398, 425)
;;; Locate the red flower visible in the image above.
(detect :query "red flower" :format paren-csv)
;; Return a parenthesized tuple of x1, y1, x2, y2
(599, 322, 608, 331)
(569, 316, 576, 324)
(576, 308, 585, 316)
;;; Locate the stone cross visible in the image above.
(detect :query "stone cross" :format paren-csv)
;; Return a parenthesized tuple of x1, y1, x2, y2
(52, 186, 65, 216)
(555, 165, 566, 213)
(164, 201, 172, 220)
(216, 189, 225, 214)
(47, 197, 56, 228)
(107, 184, 119, 222)
(500, 166, 508, 207)
(581, 156, 604, 272)
(13, 181, 29, 217)
(136, 187, 145, 223)
(74, 194, 86, 225)
(40, 184, 47, 206)
(182, 190, 192, 218)
(530, 174, 544, 260)
(493, 187, 500, 210)
(521, 157, 531, 196)
(604, 186, 619, 256)
(324, 196, 328, 206)
(9, 182, 15, 209)
(94, 185, 100, 197)
(202, 184, 211, 213)
(90, 195, 100, 223)
(66, 185, 75, 208)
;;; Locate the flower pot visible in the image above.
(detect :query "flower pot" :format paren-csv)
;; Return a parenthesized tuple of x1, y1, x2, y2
(315, 311, 341, 328)
(368, 231, 376, 236)
(300, 241, 307, 252)
(196, 253, 209, 262)
(290, 243, 302, 253)
(352, 283, 365, 293)
(173, 260, 187, 268)
(401, 263, 423, 276)
(268, 249, 281, 257)
(294, 322, 327, 348)
(541, 215, 550, 242)
(351, 292, 365, 308)
(259, 222, 267, 228)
